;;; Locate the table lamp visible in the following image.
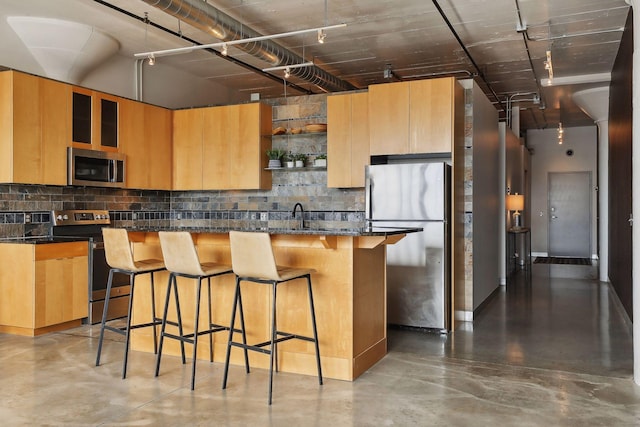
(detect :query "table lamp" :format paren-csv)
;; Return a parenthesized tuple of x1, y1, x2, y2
(506, 193, 524, 229)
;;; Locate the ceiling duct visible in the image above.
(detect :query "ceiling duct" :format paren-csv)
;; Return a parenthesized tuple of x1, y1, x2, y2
(141, 0, 355, 92)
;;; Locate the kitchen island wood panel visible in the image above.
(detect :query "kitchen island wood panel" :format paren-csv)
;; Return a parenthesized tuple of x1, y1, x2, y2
(127, 231, 399, 381)
(0, 241, 88, 336)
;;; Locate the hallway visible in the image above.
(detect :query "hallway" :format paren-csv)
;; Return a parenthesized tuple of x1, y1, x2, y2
(0, 264, 638, 425)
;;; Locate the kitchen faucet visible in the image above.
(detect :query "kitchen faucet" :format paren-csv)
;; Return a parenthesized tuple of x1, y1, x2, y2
(292, 203, 305, 229)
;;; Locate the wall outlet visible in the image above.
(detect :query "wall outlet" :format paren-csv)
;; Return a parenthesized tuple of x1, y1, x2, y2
(260, 212, 268, 221)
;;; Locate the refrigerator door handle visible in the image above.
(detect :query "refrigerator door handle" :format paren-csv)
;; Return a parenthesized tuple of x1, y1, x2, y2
(365, 176, 372, 220)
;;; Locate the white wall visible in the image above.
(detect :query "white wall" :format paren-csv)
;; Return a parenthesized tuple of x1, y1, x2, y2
(471, 82, 501, 310)
(526, 126, 598, 256)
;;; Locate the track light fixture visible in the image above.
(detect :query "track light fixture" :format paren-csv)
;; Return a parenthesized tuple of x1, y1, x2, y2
(134, 23, 346, 59)
(557, 122, 564, 144)
(284, 67, 291, 79)
(544, 50, 553, 84)
(317, 29, 326, 44)
(221, 43, 228, 56)
(147, 53, 155, 66)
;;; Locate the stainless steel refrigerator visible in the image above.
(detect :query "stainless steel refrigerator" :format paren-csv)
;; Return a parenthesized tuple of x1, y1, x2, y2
(366, 162, 451, 332)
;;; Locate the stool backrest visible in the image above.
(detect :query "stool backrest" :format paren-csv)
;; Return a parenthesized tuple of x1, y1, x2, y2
(102, 228, 136, 271)
(229, 231, 280, 280)
(158, 231, 205, 276)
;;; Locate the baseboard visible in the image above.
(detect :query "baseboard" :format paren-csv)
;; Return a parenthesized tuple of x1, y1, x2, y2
(454, 310, 473, 322)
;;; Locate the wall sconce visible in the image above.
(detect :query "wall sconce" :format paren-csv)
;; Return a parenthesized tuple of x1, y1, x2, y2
(506, 193, 525, 229)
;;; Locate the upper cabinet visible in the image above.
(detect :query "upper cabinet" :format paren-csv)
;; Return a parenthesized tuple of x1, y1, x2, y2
(368, 77, 463, 156)
(0, 71, 70, 186)
(71, 87, 120, 152)
(120, 99, 173, 190)
(173, 102, 271, 190)
(327, 92, 370, 188)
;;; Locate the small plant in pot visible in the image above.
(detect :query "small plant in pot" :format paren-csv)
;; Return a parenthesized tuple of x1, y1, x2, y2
(266, 148, 285, 168)
(314, 154, 327, 167)
(284, 151, 295, 168)
(294, 153, 307, 168)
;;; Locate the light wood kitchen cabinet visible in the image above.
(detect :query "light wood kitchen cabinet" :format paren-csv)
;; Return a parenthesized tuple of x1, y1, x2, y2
(368, 77, 462, 156)
(174, 102, 271, 190)
(368, 81, 410, 155)
(71, 86, 120, 152)
(120, 99, 173, 190)
(173, 108, 204, 190)
(409, 78, 461, 153)
(0, 71, 69, 185)
(0, 241, 88, 336)
(327, 92, 370, 188)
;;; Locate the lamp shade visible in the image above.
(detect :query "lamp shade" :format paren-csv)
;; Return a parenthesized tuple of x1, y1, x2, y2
(506, 194, 524, 212)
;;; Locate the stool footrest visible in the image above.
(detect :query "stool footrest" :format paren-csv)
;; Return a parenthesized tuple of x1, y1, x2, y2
(234, 331, 317, 355)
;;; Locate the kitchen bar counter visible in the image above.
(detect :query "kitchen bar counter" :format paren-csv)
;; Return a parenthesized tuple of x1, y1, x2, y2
(126, 227, 416, 381)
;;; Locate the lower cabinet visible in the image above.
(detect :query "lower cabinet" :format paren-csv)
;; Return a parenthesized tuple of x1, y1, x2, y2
(0, 242, 88, 336)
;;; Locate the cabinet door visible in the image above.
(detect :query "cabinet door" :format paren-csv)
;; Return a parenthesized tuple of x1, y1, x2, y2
(368, 81, 410, 155)
(145, 104, 173, 190)
(120, 99, 146, 188)
(203, 106, 231, 189)
(40, 78, 70, 185)
(34, 243, 88, 328)
(173, 108, 204, 190)
(328, 93, 369, 188)
(327, 94, 352, 188)
(409, 78, 455, 154)
(350, 92, 370, 187)
(12, 72, 42, 183)
(234, 103, 267, 189)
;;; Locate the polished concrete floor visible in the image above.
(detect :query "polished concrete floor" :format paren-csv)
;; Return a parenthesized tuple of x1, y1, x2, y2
(1, 264, 638, 426)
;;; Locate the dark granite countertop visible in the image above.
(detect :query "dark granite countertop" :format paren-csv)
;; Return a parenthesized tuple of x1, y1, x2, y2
(0, 236, 91, 245)
(124, 225, 422, 237)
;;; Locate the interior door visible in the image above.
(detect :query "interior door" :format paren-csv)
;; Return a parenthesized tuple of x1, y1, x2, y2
(548, 172, 591, 257)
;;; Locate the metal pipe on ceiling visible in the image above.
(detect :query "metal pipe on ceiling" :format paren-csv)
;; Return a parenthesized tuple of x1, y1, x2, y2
(431, 0, 505, 112)
(141, 0, 356, 92)
(92, 0, 313, 96)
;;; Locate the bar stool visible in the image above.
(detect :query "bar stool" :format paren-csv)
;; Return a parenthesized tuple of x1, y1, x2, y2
(155, 231, 248, 390)
(96, 228, 166, 379)
(222, 230, 323, 405)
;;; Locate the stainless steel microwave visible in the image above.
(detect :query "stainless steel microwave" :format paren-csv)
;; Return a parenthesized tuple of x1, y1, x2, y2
(68, 147, 125, 188)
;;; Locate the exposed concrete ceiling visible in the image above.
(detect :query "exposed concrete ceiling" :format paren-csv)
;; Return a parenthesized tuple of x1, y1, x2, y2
(0, 0, 630, 132)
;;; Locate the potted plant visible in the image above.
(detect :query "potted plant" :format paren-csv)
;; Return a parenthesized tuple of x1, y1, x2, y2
(314, 154, 327, 167)
(266, 148, 285, 168)
(284, 151, 295, 168)
(294, 153, 307, 168)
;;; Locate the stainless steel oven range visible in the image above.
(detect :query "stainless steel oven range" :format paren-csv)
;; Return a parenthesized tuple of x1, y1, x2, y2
(51, 209, 129, 324)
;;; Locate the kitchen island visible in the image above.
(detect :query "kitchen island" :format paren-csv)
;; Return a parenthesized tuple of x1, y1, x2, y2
(125, 226, 418, 381)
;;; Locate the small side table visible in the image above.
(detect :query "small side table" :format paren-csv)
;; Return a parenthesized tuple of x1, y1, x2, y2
(507, 227, 531, 280)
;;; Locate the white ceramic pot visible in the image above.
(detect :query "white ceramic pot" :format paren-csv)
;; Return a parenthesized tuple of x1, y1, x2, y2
(286, 161, 295, 168)
(295, 160, 304, 168)
(268, 159, 282, 168)
(314, 159, 327, 167)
